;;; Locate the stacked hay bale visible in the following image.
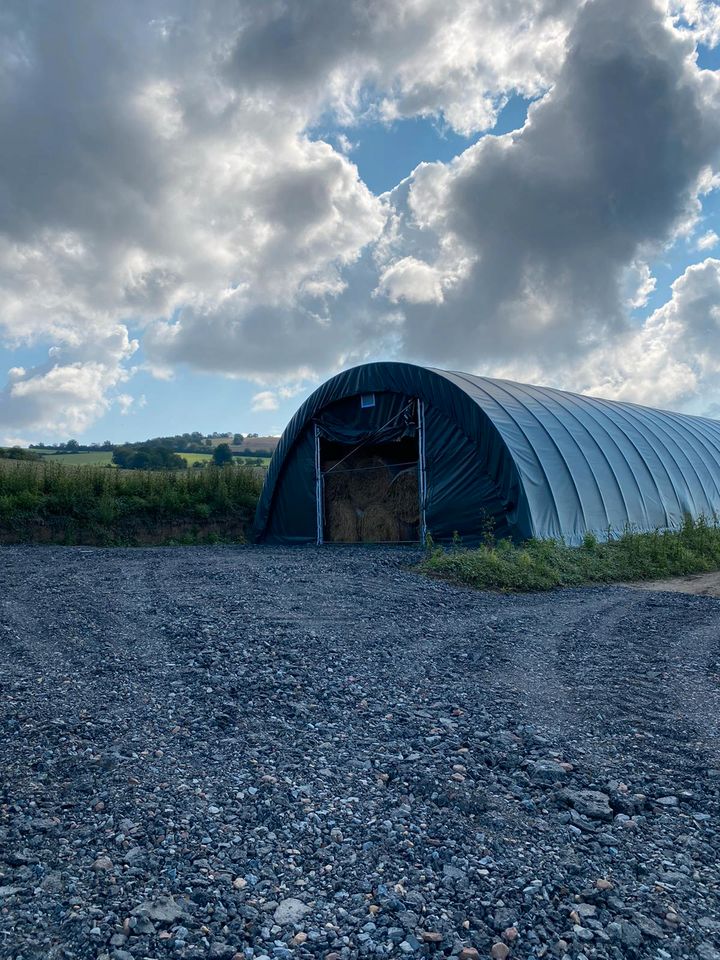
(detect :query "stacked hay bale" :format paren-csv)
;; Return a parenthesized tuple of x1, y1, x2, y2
(324, 456, 420, 542)
(385, 467, 420, 541)
(360, 503, 398, 542)
(324, 466, 357, 541)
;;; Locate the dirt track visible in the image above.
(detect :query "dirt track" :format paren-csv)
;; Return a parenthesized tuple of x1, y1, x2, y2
(624, 570, 720, 597)
(1, 545, 720, 960)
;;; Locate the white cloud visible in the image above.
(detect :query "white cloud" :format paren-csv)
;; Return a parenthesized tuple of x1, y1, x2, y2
(1, 436, 31, 448)
(697, 229, 719, 249)
(0, 0, 719, 436)
(377, 257, 446, 304)
(116, 394, 135, 415)
(573, 257, 720, 409)
(2, 360, 132, 436)
(251, 390, 280, 412)
(625, 262, 658, 309)
(673, 0, 720, 47)
(372, 0, 720, 377)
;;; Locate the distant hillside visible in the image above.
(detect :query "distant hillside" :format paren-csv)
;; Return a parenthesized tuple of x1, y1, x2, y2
(30, 432, 281, 457)
(230, 436, 279, 454)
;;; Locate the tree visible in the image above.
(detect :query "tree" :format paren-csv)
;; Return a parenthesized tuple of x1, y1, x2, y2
(233, 433, 244, 445)
(112, 445, 187, 471)
(212, 443, 233, 467)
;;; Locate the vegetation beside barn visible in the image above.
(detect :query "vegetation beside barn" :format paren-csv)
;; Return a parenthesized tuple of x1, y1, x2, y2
(421, 516, 720, 591)
(0, 459, 263, 545)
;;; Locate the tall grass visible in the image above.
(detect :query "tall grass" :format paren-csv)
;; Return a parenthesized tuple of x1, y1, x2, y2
(0, 459, 263, 544)
(420, 516, 720, 591)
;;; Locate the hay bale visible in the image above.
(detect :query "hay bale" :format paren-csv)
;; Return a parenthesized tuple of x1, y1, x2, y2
(386, 467, 420, 523)
(360, 503, 400, 542)
(344, 456, 392, 509)
(323, 468, 350, 503)
(326, 499, 358, 542)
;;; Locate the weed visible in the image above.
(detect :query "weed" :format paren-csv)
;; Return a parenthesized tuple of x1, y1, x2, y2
(0, 459, 263, 545)
(420, 515, 720, 592)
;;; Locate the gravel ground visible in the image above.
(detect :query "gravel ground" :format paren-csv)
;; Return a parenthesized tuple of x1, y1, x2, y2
(2, 545, 720, 960)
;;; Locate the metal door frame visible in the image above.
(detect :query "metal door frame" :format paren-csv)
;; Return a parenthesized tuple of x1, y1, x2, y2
(314, 398, 427, 545)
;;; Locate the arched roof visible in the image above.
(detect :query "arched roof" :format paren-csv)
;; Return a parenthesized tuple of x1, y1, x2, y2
(255, 361, 720, 543)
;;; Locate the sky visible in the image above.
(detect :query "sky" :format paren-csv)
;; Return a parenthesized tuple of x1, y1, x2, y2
(1, 0, 720, 445)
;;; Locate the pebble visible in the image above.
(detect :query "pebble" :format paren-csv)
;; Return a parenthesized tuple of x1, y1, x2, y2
(2, 545, 719, 960)
(490, 944, 511, 960)
(273, 898, 311, 925)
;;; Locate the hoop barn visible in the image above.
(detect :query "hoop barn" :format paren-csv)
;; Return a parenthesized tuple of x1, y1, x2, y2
(254, 362, 720, 545)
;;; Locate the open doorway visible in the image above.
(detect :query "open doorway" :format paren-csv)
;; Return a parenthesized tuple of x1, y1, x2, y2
(321, 435, 420, 543)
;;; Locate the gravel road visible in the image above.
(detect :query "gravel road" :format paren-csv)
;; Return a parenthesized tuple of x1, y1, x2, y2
(2, 546, 720, 960)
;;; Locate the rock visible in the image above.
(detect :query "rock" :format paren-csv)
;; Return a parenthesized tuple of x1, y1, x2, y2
(421, 932, 443, 943)
(574, 904, 596, 919)
(92, 856, 114, 872)
(634, 914, 664, 938)
(697, 944, 720, 960)
(561, 789, 613, 821)
(490, 944, 510, 960)
(527, 759, 568, 784)
(134, 896, 185, 924)
(273, 897, 311, 925)
(0, 886, 23, 898)
(595, 878, 613, 890)
(458, 949, 480, 960)
(607, 921, 642, 948)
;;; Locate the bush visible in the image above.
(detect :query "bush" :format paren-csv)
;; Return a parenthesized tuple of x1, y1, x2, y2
(420, 515, 720, 592)
(0, 447, 41, 461)
(112, 445, 187, 471)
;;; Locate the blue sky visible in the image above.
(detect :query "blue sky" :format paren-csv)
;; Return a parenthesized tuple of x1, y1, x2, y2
(2, 1, 720, 444)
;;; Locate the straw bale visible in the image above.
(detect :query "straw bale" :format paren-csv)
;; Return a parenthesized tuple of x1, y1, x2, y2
(326, 499, 358, 542)
(360, 503, 400, 542)
(344, 456, 392, 509)
(386, 467, 419, 523)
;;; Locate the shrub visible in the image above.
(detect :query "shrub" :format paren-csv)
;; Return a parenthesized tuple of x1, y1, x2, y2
(0, 459, 263, 543)
(420, 516, 720, 592)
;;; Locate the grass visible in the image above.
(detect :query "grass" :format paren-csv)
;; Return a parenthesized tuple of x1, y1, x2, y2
(0, 458, 263, 545)
(34, 450, 270, 469)
(179, 452, 213, 465)
(43, 451, 115, 466)
(420, 516, 720, 592)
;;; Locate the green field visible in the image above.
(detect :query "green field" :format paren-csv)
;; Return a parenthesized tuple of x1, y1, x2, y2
(42, 451, 115, 466)
(34, 450, 270, 469)
(180, 452, 271, 466)
(180, 452, 212, 465)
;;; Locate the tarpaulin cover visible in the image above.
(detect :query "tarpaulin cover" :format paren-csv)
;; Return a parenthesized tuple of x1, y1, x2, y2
(254, 361, 720, 545)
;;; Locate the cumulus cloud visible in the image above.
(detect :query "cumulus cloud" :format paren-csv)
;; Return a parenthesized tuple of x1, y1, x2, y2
(697, 229, 719, 250)
(624, 262, 658, 310)
(225, 0, 576, 133)
(0, 0, 720, 435)
(575, 257, 720, 409)
(376, 0, 720, 376)
(2, 0, 581, 432)
(251, 391, 280, 413)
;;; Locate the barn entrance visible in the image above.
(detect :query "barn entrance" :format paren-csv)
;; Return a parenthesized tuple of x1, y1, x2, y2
(320, 435, 421, 542)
